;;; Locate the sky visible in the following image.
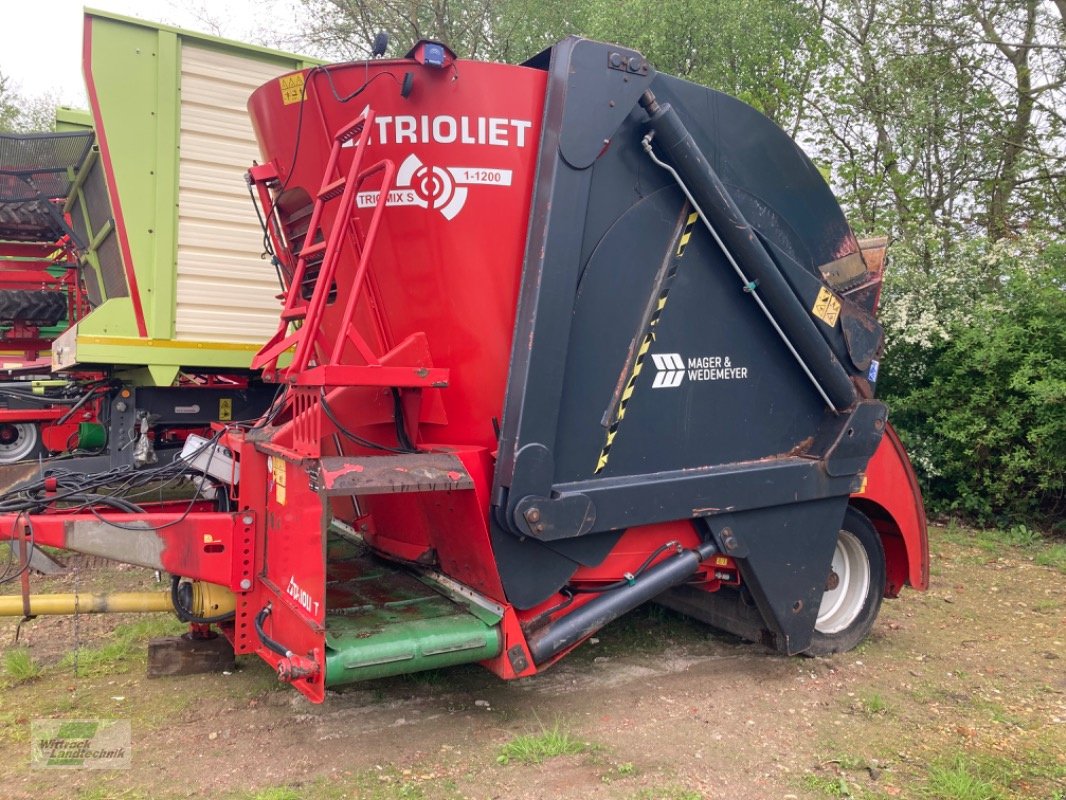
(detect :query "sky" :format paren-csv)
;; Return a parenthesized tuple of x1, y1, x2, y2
(0, 0, 303, 107)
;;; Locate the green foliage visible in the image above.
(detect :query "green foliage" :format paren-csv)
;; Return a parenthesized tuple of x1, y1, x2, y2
(628, 788, 702, 800)
(801, 773, 855, 797)
(3, 646, 42, 683)
(0, 69, 56, 132)
(579, 0, 824, 128)
(496, 722, 588, 765)
(248, 790, 303, 800)
(880, 241, 1066, 527)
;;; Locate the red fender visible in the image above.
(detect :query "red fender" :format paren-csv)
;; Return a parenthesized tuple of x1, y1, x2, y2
(851, 423, 929, 596)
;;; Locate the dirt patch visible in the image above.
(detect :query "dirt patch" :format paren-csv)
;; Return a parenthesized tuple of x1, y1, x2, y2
(1, 526, 1063, 800)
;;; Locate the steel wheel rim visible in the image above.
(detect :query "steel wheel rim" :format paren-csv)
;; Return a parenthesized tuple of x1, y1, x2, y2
(0, 422, 38, 463)
(816, 529, 871, 635)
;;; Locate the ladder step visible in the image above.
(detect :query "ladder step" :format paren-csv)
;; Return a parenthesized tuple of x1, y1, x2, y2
(299, 240, 327, 260)
(280, 305, 308, 321)
(316, 453, 474, 496)
(318, 177, 346, 200)
(337, 121, 365, 143)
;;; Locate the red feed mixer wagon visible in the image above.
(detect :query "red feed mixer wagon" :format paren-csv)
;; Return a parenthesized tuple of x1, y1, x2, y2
(0, 38, 927, 702)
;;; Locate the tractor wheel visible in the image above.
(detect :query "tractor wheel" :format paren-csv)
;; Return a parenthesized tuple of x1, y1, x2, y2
(0, 422, 41, 464)
(806, 507, 886, 656)
(0, 290, 68, 327)
(0, 200, 64, 241)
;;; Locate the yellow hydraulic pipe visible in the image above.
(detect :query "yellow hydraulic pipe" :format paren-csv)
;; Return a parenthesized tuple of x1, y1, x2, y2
(0, 591, 175, 616)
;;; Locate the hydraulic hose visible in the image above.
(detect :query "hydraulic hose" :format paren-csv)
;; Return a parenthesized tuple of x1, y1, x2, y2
(254, 603, 291, 658)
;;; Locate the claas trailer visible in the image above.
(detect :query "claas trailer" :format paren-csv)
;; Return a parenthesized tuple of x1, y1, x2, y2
(0, 33, 927, 703)
(0, 12, 319, 469)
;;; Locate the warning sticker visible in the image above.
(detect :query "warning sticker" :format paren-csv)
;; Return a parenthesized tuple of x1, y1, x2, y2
(272, 457, 287, 505)
(219, 398, 232, 422)
(279, 73, 305, 105)
(812, 287, 842, 327)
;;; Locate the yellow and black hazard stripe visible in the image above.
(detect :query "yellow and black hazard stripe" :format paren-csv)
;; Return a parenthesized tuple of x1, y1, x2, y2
(595, 208, 699, 474)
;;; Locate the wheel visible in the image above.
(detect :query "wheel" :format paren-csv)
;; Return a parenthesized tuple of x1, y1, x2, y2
(0, 289, 68, 327)
(0, 422, 40, 463)
(0, 199, 65, 241)
(806, 507, 886, 656)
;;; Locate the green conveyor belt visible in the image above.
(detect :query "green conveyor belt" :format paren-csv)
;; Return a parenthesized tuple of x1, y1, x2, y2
(323, 553, 501, 686)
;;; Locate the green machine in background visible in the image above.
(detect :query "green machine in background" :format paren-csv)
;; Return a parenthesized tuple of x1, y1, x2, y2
(54, 9, 320, 385)
(0, 11, 320, 470)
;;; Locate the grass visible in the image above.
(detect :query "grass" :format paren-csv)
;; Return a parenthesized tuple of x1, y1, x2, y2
(917, 749, 1066, 800)
(802, 774, 855, 797)
(601, 761, 638, 784)
(860, 692, 888, 716)
(497, 721, 589, 765)
(628, 787, 703, 800)
(248, 790, 303, 800)
(1034, 542, 1066, 571)
(78, 790, 152, 800)
(3, 646, 41, 683)
(925, 759, 1003, 800)
(1030, 598, 1060, 613)
(938, 522, 1066, 572)
(58, 616, 185, 675)
(223, 768, 458, 800)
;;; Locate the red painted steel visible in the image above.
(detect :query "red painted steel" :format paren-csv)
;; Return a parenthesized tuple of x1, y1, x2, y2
(247, 58, 546, 448)
(851, 423, 930, 595)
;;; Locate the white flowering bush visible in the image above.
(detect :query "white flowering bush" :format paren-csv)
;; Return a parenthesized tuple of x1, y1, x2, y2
(877, 235, 1065, 528)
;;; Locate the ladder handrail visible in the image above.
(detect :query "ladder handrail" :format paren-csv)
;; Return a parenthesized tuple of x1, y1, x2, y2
(328, 158, 396, 366)
(251, 107, 403, 384)
(289, 112, 377, 373)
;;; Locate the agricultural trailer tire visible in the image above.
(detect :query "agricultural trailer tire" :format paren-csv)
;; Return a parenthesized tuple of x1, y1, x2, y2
(0, 290, 67, 327)
(0, 422, 41, 464)
(807, 506, 886, 656)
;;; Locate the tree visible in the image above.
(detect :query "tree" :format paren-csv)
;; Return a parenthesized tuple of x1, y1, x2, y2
(294, 0, 823, 131)
(579, 0, 826, 131)
(296, 0, 582, 60)
(0, 69, 56, 133)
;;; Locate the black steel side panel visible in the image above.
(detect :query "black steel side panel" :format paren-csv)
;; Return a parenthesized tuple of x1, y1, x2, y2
(136, 384, 276, 426)
(490, 39, 885, 615)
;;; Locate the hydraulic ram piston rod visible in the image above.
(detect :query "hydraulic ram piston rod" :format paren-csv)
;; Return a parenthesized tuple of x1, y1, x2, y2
(639, 91, 857, 413)
(528, 540, 719, 665)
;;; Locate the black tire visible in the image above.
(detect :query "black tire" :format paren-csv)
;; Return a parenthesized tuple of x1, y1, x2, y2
(0, 199, 64, 241)
(806, 507, 886, 656)
(0, 289, 67, 326)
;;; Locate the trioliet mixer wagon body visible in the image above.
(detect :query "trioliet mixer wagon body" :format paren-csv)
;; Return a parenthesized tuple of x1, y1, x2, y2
(0, 33, 927, 703)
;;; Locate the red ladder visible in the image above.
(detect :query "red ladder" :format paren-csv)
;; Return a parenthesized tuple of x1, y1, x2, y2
(252, 109, 395, 381)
